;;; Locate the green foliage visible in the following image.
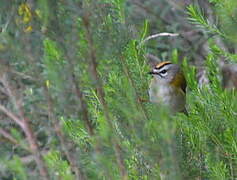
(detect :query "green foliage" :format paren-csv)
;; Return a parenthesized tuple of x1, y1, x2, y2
(177, 41, 237, 178)
(210, 0, 237, 42)
(188, 2, 237, 43)
(187, 5, 225, 37)
(5, 156, 28, 180)
(44, 151, 74, 180)
(182, 57, 198, 90)
(62, 117, 90, 147)
(43, 38, 66, 91)
(2, 0, 237, 179)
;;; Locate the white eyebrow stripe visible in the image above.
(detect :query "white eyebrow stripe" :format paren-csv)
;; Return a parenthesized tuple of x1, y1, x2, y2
(157, 65, 169, 72)
(156, 65, 169, 78)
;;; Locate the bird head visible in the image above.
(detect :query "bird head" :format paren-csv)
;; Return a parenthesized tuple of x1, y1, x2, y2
(149, 61, 186, 92)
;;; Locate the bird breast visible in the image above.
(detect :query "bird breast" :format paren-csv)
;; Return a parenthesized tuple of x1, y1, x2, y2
(149, 81, 186, 113)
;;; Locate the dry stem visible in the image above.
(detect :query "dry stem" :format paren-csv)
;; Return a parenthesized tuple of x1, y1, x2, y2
(0, 72, 50, 180)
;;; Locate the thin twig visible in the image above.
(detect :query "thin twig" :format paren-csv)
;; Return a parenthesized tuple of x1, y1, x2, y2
(22, 118, 50, 180)
(0, 74, 24, 117)
(0, 62, 38, 84)
(71, 73, 95, 136)
(20, 150, 49, 164)
(139, 32, 179, 46)
(0, 73, 50, 180)
(0, 127, 30, 152)
(0, 128, 19, 145)
(120, 56, 149, 121)
(0, 104, 24, 128)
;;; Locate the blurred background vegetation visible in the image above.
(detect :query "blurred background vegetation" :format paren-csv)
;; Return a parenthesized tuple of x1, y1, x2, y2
(1, 0, 237, 179)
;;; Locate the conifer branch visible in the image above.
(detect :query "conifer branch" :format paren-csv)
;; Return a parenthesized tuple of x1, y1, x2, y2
(43, 85, 86, 180)
(82, 11, 128, 180)
(187, 5, 225, 37)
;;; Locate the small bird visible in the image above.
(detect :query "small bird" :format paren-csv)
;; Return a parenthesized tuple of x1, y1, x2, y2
(148, 61, 187, 114)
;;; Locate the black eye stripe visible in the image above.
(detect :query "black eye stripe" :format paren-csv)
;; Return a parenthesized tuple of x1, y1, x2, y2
(159, 73, 165, 78)
(160, 70, 167, 74)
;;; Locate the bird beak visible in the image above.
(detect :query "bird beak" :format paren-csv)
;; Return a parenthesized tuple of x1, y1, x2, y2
(148, 70, 162, 77)
(148, 70, 159, 75)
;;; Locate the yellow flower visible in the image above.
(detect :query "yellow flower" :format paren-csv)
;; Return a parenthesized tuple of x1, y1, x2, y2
(18, 3, 32, 24)
(24, 26, 33, 33)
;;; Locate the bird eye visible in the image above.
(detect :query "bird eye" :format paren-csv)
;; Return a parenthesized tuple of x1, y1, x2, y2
(160, 70, 167, 74)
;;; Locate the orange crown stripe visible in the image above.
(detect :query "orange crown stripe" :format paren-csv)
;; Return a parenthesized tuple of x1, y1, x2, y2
(155, 61, 172, 69)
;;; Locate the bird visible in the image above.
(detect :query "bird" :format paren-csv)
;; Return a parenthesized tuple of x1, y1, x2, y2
(148, 61, 187, 114)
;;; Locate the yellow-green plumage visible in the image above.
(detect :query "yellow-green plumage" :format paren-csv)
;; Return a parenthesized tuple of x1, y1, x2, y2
(148, 62, 186, 114)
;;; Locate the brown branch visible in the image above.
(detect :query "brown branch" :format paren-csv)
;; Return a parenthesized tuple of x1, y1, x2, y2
(119, 56, 149, 121)
(114, 143, 128, 179)
(20, 150, 49, 164)
(0, 127, 30, 152)
(0, 73, 26, 120)
(71, 73, 95, 136)
(0, 107, 49, 180)
(17, 118, 50, 180)
(0, 62, 37, 81)
(82, 12, 128, 180)
(0, 73, 50, 180)
(0, 104, 24, 128)
(0, 128, 18, 144)
(43, 85, 86, 180)
(0, 129, 31, 154)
